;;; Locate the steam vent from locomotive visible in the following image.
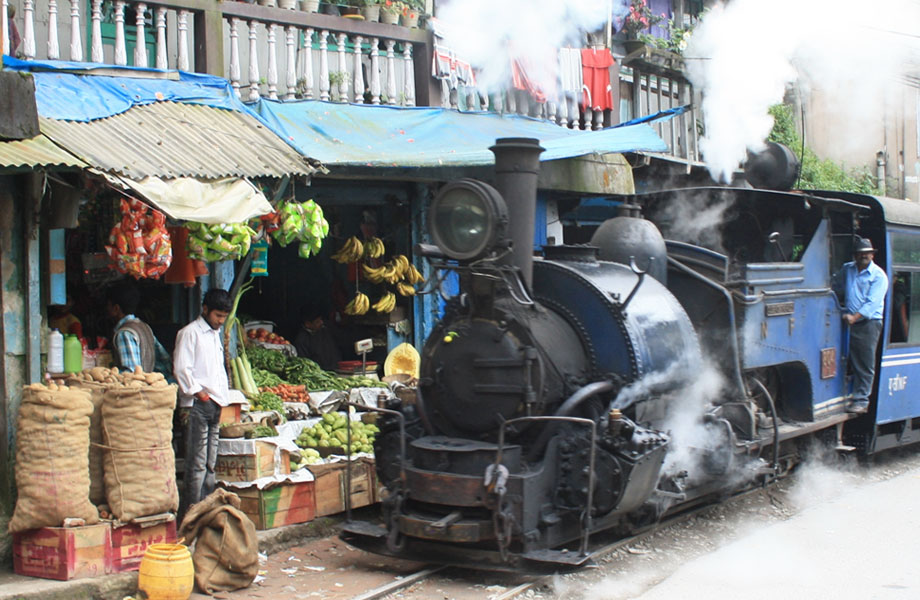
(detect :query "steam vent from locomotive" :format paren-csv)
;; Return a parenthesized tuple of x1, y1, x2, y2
(343, 138, 756, 570)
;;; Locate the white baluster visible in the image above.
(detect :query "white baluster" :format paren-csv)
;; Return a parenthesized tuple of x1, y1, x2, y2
(284, 26, 296, 100)
(402, 43, 414, 106)
(47, 0, 59, 59)
(177, 10, 189, 71)
(593, 110, 603, 131)
(546, 101, 556, 124)
(558, 95, 569, 128)
(506, 90, 516, 114)
(493, 91, 504, 114)
(267, 23, 278, 99)
(113, 0, 126, 65)
(69, 0, 82, 61)
(155, 7, 166, 68)
(300, 28, 314, 99)
(480, 90, 490, 111)
(229, 18, 241, 96)
(318, 30, 329, 101)
(22, 0, 35, 59)
(353, 36, 364, 104)
(440, 79, 451, 109)
(369, 37, 380, 104)
(2, 0, 8, 56)
(134, 3, 147, 67)
(335, 33, 347, 102)
(384, 39, 396, 105)
(91, 0, 103, 62)
(248, 20, 260, 101)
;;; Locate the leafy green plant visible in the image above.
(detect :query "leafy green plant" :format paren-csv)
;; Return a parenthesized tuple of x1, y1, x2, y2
(328, 71, 347, 87)
(768, 104, 880, 193)
(638, 17, 693, 55)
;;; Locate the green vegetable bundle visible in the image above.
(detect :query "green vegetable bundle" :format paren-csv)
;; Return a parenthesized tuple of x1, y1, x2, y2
(252, 391, 285, 418)
(252, 367, 283, 388)
(186, 221, 257, 262)
(247, 425, 278, 439)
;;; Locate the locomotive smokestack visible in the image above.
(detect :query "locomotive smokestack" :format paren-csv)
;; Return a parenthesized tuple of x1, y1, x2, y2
(489, 138, 545, 290)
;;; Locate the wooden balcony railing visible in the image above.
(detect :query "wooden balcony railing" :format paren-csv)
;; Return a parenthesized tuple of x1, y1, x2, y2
(4, 0, 432, 106)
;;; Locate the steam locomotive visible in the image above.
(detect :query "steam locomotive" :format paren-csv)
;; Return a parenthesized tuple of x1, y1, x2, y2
(342, 138, 920, 570)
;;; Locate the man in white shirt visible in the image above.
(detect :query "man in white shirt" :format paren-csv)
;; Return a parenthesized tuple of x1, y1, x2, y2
(174, 288, 232, 515)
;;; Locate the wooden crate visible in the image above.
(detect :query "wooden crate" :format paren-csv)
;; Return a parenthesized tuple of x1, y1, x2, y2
(216, 440, 290, 483)
(309, 458, 377, 517)
(13, 523, 112, 581)
(110, 516, 177, 573)
(219, 403, 242, 424)
(235, 480, 316, 530)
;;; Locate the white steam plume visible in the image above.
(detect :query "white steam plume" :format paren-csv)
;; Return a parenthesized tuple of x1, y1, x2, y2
(687, 0, 920, 184)
(434, 0, 613, 96)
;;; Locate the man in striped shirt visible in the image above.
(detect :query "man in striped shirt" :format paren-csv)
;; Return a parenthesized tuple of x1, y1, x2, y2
(107, 285, 173, 377)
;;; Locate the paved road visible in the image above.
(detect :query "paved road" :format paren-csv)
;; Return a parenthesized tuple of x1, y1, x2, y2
(623, 466, 920, 600)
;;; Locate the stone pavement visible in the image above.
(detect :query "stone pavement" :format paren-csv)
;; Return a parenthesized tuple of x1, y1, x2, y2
(0, 511, 370, 600)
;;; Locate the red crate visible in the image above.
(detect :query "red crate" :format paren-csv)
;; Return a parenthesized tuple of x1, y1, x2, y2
(110, 517, 178, 573)
(13, 524, 112, 581)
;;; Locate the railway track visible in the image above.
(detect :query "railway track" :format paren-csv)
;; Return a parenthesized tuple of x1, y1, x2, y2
(347, 484, 772, 600)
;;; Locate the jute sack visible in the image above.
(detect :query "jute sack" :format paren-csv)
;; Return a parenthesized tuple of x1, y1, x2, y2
(64, 378, 107, 506)
(9, 383, 98, 533)
(101, 382, 179, 521)
(178, 488, 258, 594)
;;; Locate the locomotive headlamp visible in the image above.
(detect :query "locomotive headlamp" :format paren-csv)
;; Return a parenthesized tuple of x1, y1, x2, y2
(429, 179, 509, 261)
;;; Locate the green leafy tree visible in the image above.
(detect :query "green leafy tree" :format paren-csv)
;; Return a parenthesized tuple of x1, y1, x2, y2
(768, 104, 880, 194)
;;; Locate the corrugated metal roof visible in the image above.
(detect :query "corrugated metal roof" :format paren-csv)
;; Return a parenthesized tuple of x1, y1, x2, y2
(0, 133, 85, 169)
(39, 102, 316, 180)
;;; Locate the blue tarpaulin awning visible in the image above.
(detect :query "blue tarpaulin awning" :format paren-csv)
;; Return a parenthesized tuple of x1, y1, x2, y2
(5, 57, 667, 168)
(252, 100, 667, 167)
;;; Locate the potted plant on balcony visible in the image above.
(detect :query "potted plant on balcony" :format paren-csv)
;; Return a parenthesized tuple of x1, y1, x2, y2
(361, 0, 382, 22)
(620, 0, 665, 54)
(300, 0, 320, 11)
(340, 0, 363, 17)
(399, 0, 423, 28)
(380, 0, 402, 24)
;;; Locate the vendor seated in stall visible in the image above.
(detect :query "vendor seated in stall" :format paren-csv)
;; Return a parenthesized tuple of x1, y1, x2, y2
(107, 284, 174, 380)
(49, 292, 83, 338)
(294, 303, 342, 371)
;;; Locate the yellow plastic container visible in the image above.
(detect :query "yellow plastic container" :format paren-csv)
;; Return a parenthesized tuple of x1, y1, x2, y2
(137, 543, 194, 600)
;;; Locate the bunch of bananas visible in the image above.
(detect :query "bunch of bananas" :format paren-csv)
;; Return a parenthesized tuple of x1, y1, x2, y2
(363, 255, 424, 285)
(332, 236, 364, 264)
(345, 292, 370, 315)
(372, 292, 397, 313)
(396, 282, 416, 296)
(363, 237, 385, 259)
(363, 263, 400, 284)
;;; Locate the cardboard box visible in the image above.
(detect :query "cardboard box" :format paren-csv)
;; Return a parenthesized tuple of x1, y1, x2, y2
(110, 516, 177, 573)
(216, 440, 290, 483)
(234, 480, 316, 530)
(309, 458, 377, 517)
(13, 523, 112, 581)
(219, 403, 242, 424)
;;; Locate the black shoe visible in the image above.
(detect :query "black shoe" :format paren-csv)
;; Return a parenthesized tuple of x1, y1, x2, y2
(847, 399, 869, 414)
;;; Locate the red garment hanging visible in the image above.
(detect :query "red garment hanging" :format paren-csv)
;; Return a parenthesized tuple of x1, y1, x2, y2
(581, 47, 616, 112)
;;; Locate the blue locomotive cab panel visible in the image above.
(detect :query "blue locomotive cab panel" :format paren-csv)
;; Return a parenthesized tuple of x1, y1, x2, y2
(877, 228, 920, 426)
